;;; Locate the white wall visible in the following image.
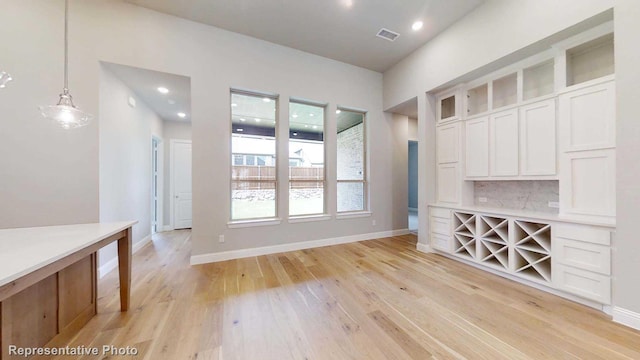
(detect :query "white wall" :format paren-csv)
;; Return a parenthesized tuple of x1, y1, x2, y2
(0, 1, 98, 229)
(408, 117, 418, 142)
(99, 65, 163, 267)
(0, 0, 403, 260)
(162, 120, 192, 227)
(614, 0, 640, 316)
(384, 0, 613, 109)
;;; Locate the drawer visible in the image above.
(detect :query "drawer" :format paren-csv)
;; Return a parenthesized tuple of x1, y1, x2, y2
(431, 233, 451, 253)
(553, 264, 611, 304)
(430, 207, 451, 219)
(554, 238, 610, 275)
(555, 223, 611, 246)
(430, 217, 451, 236)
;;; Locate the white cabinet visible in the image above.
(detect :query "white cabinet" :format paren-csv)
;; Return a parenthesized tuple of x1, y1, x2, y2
(560, 149, 615, 217)
(429, 207, 452, 253)
(464, 117, 489, 177)
(436, 89, 461, 123)
(552, 223, 612, 304)
(520, 99, 557, 175)
(559, 81, 615, 152)
(437, 164, 459, 203)
(436, 123, 460, 164)
(489, 109, 519, 176)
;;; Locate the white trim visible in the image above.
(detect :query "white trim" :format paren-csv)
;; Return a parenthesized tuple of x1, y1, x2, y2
(151, 134, 163, 234)
(227, 218, 282, 228)
(416, 242, 431, 253)
(288, 214, 332, 223)
(98, 234, 153, 278)
(336, 211, 372, 220)
(170, 139, 192, 230)
(612, 307, 640, 331)
(190, 229, 410, 265)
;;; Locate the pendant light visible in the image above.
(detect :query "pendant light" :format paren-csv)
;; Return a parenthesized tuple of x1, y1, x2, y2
(0, 71, 12, 88)
(39, 0, 93, 129)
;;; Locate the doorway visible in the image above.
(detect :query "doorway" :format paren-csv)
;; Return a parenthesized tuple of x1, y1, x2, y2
(171, 139, 193, 229)
(151, 136, 162, 234)
(408, 140, 418, 233)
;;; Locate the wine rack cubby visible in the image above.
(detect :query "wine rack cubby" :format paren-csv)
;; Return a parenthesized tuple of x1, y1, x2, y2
(451, 211, 552, 284)
(453, 212, 476, 260)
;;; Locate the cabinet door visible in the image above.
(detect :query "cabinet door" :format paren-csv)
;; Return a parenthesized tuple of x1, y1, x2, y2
(559, 81, 615, 152)
(464, 117, 489, 177)
(489, 109, 519, 176)
(436, 123, 459, 164)
(520, 99, 557, 175)
(560, 149, 615, 217)
(437, 163, 459, 203)
(437, 89, 460, 123)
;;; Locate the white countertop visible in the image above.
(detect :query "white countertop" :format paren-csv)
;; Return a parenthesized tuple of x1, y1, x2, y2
(0, 221, 137, 288)
(428, 204, 615, 228)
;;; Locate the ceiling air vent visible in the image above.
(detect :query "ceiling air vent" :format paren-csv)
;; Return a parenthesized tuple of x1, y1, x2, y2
(376, 28, 400, 42)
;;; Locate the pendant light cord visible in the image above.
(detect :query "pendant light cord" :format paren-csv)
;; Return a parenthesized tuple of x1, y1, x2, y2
(64, 0, 69, 92)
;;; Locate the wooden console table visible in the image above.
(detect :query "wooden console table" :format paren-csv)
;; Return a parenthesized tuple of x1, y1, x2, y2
(0, 221, 136, 359)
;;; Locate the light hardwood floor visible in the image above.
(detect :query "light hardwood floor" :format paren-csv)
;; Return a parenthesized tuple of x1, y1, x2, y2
(39, 230, 640, 360)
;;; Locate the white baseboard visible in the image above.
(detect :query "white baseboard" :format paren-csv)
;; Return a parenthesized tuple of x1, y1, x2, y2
(162, 225, 174, 232)
(416, 243, 431, 253)
(190, 229, 410, 265)
(612, 307, 640, 331)
(98, 234, 153, 278)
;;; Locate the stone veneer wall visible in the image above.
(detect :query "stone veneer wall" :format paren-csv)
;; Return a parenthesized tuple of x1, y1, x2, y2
(473, 180, 559, 214)
(337, 123, 364, 211)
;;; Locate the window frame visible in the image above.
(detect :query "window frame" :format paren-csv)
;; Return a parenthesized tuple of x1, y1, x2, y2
(336, 108, 368, 214)
(229, 89, 279, 222)
(288, 98, 328, 217)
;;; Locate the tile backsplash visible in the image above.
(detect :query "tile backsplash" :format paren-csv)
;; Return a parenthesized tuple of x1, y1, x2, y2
(474, 180, 559, 214)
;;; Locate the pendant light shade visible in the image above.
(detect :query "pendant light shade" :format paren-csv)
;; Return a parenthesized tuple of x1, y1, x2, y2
(0, 71, 12, 88)
(39, 0, 93, 129)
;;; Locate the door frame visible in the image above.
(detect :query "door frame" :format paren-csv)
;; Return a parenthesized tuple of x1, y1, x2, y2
(170, 139, 193, 230)
(151, 135, 164, 234)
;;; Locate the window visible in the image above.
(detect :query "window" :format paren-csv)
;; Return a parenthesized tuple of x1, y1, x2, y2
(230, 91, 277, 220)
(289, 101, 325, 216)
(336, 109, 367, 212)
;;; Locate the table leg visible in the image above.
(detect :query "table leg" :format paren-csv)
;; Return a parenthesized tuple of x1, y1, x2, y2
(117, 228, 132, 311)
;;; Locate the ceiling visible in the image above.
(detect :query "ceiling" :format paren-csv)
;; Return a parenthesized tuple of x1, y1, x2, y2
(125, 0, 484, 72)
(102, 62, 191, 123)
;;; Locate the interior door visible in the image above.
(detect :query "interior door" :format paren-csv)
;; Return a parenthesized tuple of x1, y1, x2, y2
(172, 141, 192, 229)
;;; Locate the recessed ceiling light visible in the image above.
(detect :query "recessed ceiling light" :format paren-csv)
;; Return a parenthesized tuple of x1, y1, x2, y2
(273, 121, 276, 124)
(412, 21, 423, 31)
(157, 87, 169, 94)
(177, 112, 186, 118)
(336, 109, 341, 114)
(293, 132, 298, 136)
(309, 113, 314, 117)
(240, 118, 246, 122)
(168, 99, 176, 105)
(231, 103, 238, 107)
(292, 114, 298, 118)
(262, 97, 271, 102)
(304, 125, 309, 128)
(255, 118, 261, 122)
(237, 128, 244, 132)
(313, 125, 318, 129)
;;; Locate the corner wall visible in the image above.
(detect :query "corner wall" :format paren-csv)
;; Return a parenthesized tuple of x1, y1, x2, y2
(98, 65, 163, 268)
(614, 0, 640, 319)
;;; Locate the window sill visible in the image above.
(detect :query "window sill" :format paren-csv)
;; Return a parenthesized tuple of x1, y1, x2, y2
(288, 214, 332, 223)
(227, 218, 282, 229)
(336, 211, 372, 220)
